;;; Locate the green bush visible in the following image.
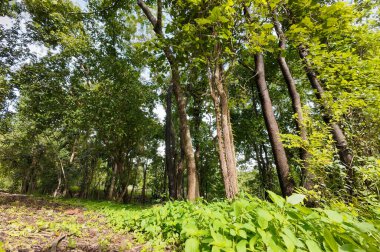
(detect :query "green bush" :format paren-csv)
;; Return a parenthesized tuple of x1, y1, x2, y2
(122, 192, 380, 251)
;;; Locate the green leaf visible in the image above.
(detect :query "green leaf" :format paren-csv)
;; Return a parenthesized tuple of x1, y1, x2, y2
(185, 238, 200, 252)
(339, 244, 366, 252)
(0, 241, 5, 252)
(238, 229, 247, 239)
(257, 208, 273, 221)
(324, 210, 343, 223)
(230, 229, 236, 236)
(263, 23, 274, 29)
(282, 228, 304, 248)
(324, 229, 339, 252)
(286, 194, 306, 205)
(267, 191, 285, 207)
(249, 235, 259, 250)
(258, 216, 268, 229)
(305, 240, 323, 252)
(236, 240, 247, 252)
(182, 221, 199, 236)
(354, 222, 375, 233)
(195, 18, 212, 25)
(281, 233, 295, 252)
(242, 222, 256, 232)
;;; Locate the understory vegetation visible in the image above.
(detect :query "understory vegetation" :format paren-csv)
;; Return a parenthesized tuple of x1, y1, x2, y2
(55, 192, 380, 251)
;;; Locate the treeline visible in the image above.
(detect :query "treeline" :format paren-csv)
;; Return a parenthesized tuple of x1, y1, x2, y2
(0, 0, 379, 203)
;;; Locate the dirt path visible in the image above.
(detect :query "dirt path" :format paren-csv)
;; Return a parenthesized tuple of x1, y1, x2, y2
(0, 192, 142, 251)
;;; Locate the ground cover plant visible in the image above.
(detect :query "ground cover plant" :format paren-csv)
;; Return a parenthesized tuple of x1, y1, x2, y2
(120, 192, 380, 251)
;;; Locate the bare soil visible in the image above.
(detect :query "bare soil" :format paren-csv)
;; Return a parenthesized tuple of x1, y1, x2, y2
(0, 192, 142, 251)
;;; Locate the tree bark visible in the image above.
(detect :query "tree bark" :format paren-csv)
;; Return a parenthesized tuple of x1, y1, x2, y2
(208, 60, 238, 199)
(165, 85, 177, 199)
(298, 45, 354, 195)
(271, 11, 312, 189)
(176, 139, 185, 199)
(209, 79, 230, 197)
(254, 53, 294, 197)
(206, 41, 238, 199)
(215, 64, 238, 197)
(118, 160, 133, 202)
(108, 160, 118, 200)
(137, 0, 199, 200)
(261, 144, 273, 191)
(53, 158, 68, 197)
(141, 163, 147, 203)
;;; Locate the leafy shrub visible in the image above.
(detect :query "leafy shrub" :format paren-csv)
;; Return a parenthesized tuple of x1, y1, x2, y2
(122, 192, 380, 251)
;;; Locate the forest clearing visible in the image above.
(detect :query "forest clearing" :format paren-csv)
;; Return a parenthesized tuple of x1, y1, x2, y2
(1, 0, 380, 251)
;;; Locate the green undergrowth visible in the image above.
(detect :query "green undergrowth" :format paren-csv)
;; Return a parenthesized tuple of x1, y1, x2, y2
(120, 192, 380, 251)
(54, 194, 380, 251)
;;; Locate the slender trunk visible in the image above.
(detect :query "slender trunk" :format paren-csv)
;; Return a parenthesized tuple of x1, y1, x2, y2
(108, 161, 118, 200)
(210, 86, 230, 197)
(271, 12, 312, 189)
(171, 65, 199, 200)
(298, 45, 354, 195)
(69, 140, 76, 164)
(119, 161, 132, 202)
(54, 157, 68, 197)
(53, 164, 62, 198)
(262, 144, 274, 192)
(165, 85, 177, 199)
(137, 0, 199, 201)
(192, 96, 202, 196)
(80, 160, 89, 198)
(129, 183, 136, 203)
(253, 143, 266, 193)
(214, 64, 238, 198)
(176, 140, 185, 199)
(254, 53, 294, 197)
(142, 163, 147, 203)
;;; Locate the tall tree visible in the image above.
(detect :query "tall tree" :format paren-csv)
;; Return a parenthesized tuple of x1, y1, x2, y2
(137, 0, 199, 200)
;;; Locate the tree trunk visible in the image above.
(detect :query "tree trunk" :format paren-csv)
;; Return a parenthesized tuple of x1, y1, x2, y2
(214, 64, 238, 198)
(170, 64, 199, 200)
(176, 140, 185, 199)
(298, 45, 354, 195)
(54, 157, 68, 197)
(271, 12, 312, 189)
(261, 144, 273, 192)
(210, 84, 230, 197)
(118, 160, 133, 202)
(254, 53, 294, 197)
(192, 93, 203, 197)
(165, 85, 177, 199)
(208, 50, 238, 199)
(141, 163, 147, 203)
(108, 161, 118, 200)
(137, 0, 199, 200)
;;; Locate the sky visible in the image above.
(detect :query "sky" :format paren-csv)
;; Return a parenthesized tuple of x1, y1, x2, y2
(72, 0, 88, 9)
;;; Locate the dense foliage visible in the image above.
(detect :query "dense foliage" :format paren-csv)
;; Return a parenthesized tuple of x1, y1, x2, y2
(62, 192, 379, 251)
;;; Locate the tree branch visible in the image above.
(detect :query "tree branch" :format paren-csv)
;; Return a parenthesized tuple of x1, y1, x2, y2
(156, 0, 162, 31)
(137, 0, 157, 28)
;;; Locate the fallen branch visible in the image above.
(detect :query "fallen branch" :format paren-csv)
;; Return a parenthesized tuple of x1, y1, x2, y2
(50, 235, 66, 252)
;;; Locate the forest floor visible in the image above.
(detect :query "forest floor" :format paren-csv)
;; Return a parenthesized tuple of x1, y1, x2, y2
(0, 192, 144, 252)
